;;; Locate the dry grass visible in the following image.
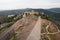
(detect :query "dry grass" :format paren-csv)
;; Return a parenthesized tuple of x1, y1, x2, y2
(48, 23, 58, 33)
(48, 32, 60, 40)
(41, 19, 49, 33)
(41, 19, 60, 40)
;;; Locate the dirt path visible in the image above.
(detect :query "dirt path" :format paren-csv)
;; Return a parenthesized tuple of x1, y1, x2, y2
(16, 20, 37, 40)
(26, 17, 41, 40)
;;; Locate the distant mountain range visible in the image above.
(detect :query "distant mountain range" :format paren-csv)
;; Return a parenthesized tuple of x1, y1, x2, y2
(47, 8, 60, 13)
(32, 8, 60, 22)
(0, 8, 60, 16)
(0, 9, 33, 16)
(0, 8, 60, 22)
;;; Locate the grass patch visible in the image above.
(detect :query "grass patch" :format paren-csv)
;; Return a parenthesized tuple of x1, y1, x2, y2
(48, 24, 58, 33)
(48, 34, 56, 40)
(0, 22, 14, 35)
(41, 23, 48, 33)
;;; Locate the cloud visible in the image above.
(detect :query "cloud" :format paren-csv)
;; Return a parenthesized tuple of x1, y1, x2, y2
(0, 0, 60, 10)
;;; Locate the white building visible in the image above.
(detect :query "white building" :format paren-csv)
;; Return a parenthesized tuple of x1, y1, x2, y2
(8, 15, 15, 17)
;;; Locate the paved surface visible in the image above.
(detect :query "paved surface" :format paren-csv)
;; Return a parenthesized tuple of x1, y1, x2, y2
(26, 17, 41, 40)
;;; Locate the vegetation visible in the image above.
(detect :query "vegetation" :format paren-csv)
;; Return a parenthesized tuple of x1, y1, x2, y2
(48, 24, 58, 33)
(41, 34, 49, 40)
(15, 15, 23, 21)
(0, 8, 60, 22)
(0, 14, 23, 34)
(0, 14, 23, 24)
(48, 34, 56, 40)
(0, 15, 16, 24)
(34, 13, 51, 20)
(0, 22, 14, 34)
(13, 33, 17, 40)
(41, 23, 48, 33)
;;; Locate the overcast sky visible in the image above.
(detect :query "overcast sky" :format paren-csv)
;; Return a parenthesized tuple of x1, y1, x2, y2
(0, 0, 60, 10)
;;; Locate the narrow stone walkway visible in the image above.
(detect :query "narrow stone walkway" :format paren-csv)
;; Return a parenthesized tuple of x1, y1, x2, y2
(26, 17, 41, 40)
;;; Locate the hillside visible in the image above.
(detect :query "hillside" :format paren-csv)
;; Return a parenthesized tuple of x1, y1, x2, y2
(47, 8, 60, 13)
(41, 19, 60, 40)
(32, 9, 60, 22)
(0, 8, 60, 22)
(0, 9, 32, 16)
